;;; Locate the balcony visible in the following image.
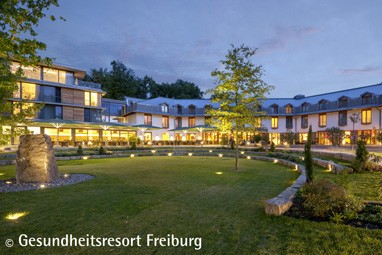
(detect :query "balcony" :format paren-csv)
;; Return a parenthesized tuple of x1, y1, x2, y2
(78, 80, 102, 90)
(126, 103, 206, 116)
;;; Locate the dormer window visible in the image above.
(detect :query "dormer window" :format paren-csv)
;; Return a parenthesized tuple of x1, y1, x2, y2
(361, 92, 373, 105)
(319, 100, 328, 110)
(301, 102, 309, 113)
(339, 96, 349, 108)
(188, 105, 196, 115)
(270, 104, 279, 114)
(161, 103, 169, 113)
(204, 104, 212, 113)
(285, 104, 293, 114)
(176, 105, 182, 114)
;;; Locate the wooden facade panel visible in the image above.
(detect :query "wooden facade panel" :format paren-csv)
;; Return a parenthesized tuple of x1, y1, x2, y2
(61, 88, 74, 104)
(73, 90, 84, 105)
(63, 106, 74, 120)
(97, 93, 102, 107)
(73, 107, 84, 121)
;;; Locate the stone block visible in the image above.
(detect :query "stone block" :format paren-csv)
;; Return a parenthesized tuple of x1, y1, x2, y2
(16, 134, 58, 183)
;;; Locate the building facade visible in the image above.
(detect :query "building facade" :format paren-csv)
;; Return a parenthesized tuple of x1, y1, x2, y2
(4, 61, 382, 147)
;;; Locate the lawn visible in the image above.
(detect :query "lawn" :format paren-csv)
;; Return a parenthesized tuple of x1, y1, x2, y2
(0, 156, 381, 254)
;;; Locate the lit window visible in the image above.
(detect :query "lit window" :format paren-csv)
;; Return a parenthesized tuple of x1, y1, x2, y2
(91, 92, 98, 106)
(271, 117, 278, 129)
(188, 117, 195, 127)
(22, 83, 37, 100)
(285, 105, 293, 114)
(361, 109, 372, 124)
(319, 114, 327, 127)
(162, 116, 169, 128)
(43, 68, 59, 83)
(84, 92, 90, 106)
(144, 114, 152, 125)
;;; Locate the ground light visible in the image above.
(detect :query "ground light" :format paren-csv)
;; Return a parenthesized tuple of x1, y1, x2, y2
(273, 159, 278, 163)
(5, 212, 29, 220)
(168, 153, 173, 156)
(64, 174, 69, 178)
(246, 156, 251, 160)
(130, 154, 135, 157)
(240, 151, 245, 155)
(0, 173, 4, 176)
(188, 153, 193, 156)
(215, 172, 223, 175)
(40, 184, 46, 189)
(218, 154, 223, 157)
(6, 181, 12, 184)
(209, 150, 213, 153)
(82, 156, 89, 160)
(151, 150, 156, 153)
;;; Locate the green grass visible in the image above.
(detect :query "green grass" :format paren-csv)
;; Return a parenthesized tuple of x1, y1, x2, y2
(0, 157, 381, 254)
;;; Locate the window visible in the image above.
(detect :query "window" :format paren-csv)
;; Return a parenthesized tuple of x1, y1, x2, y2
(13, 83, 21, 98)
(188, 117, 195, 127)
(39, 105, 62, 119)
(144, 114, 152, 125)
(301, 103, 309, 112)
(285, 105, 293, 114)
(271, 104, 278, 114)
(189, 105, 196, 115)
(84, 108, 101, 122)
(84, 92, 98, 106)
(361, 93, 372, 105)
(361, 109, 372, 124)
(319, 100, 328, 110)
(286, 116, 293, 129)
(43, 68, 59, 83)
(319, 114, 327, 127)
(40, 86, 61, 103)
(42, 68, 72, 84)
(161, 104, 169, 113)
(301, 115, 308, 129)
(271, 117, 278, 129)
(338, 111, 347, 126)
(162, 116, 169, 128)
(339, 97, 349, 108)
(175, 117, 182, 128)
(177, 105, 182, 114)
(21, 83, 38, 100)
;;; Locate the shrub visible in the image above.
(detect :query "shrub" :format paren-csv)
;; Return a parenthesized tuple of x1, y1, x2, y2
(351, 140, 370, 172)
(76, 145, 84, 155)
(99, 146, 107, 155)
(304, 125, 313, 183)
(269, 142, 276, 152)
(325, 127, 345, 147)
(253, 134, 261, 143)
(300, 179, 363, 221)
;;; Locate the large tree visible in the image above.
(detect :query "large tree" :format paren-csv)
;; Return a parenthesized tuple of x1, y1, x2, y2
(0, 0, 63, 145)
(207, 44, 274, 170)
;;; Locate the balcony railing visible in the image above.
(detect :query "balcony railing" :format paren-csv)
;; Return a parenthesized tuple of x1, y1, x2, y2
(78, 80, 102, 90)
(126, 103, 206, 116)
(265, 95, 382, 115)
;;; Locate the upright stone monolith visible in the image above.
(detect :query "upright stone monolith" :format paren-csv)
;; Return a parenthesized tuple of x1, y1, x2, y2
(16, 134, 59, 183)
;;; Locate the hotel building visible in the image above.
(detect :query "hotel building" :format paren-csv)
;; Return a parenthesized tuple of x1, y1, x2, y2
(4, 61, 382, 146)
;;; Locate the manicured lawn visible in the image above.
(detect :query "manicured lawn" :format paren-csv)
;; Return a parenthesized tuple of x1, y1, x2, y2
(0, 156, 381, 254)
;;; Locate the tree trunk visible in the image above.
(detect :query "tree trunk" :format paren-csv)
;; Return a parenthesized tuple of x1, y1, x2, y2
(235, 129, 239, 171)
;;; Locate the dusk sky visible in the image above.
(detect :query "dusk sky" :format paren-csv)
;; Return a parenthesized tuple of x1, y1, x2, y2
(36, 0, 382, 98)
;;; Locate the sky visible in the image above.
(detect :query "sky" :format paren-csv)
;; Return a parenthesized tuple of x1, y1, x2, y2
(36, 0, 382, 98)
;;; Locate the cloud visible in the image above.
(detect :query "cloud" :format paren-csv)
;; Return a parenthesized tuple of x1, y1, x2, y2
(259, 26, 318, 53)
(339, 66, 382, 75)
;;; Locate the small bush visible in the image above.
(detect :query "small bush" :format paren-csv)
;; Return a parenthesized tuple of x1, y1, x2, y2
(351, 140, 369, 172)
(131, 142, 137, 150)
(299, 179, 363, 221)
(76, 145, 84, 156)
(99, 146, 107, 155)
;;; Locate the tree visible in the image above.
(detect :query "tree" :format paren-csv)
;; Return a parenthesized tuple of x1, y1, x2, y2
(349, 112, 360, 150)
(0, 0, 63, 145)
(351, 140, 369, 172)
(325, 127, 345, 146)
(304, 125, 313, 183)
(207, 44, 274, 170)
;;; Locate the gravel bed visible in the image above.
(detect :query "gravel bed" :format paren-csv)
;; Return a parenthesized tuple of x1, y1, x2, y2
(0, 174, 94, 193)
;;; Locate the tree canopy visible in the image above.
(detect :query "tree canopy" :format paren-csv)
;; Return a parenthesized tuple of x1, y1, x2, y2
(0, 0, 63, 144)
(207, 44, 274, 170)
(86, 60, 204, 100)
